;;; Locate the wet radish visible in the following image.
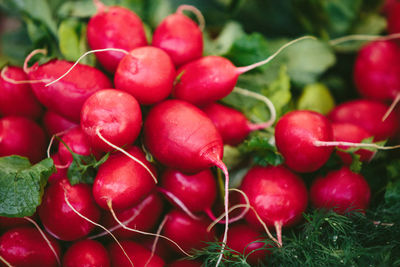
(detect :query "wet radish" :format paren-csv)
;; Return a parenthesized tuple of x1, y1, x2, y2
(62, 239, 110, 267)
(43, 110, 77, 136)
(240, 165, 308, 246)
(87, 1, 147, 73)
(275, 110, 334, 173)
(310, 166, 371, 214)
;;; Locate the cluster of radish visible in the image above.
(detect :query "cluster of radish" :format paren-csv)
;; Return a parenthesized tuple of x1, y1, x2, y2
(1, 0, 400, 266)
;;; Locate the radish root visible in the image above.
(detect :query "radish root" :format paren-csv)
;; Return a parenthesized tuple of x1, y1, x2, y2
(23, 49, 47, 74)
(236, 36, 316, 74)
(233, 87, 277, 130)
(329, 33, 400, 46)
(0, 66, 50, 84)
(382, 93, 400, 122)
(274, 221, 283, 247)
(313, 140, 400, 150)
(107, 200, 193, 258)
(23, 217, 61, 266)
(96, 127, 158, 184)
(63, 189, 134, 267)
(45, 48, 129, 87)
(144, 216, 168, 267)
(157, 187, 202, 220)
(176, 5, 205, 31)
(0, 255, 13, 267)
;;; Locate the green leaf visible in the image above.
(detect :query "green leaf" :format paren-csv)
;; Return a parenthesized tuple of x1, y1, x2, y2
(238, 132, 283, 167)
(0, 156, 55, 217)
(58, 1, 97, 19)
(0, 25, 33, 66)
(297, 83, 335, 115)
(67, 153, 109, 185)
(204, 21, 245, 56)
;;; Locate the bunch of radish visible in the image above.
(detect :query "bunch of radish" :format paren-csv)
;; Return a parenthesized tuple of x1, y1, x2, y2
(0, 0, 399, 266)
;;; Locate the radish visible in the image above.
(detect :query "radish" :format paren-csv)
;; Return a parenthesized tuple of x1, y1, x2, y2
(0, 66, 43, 119)
(240, 165, 308, 246)
(0, 217, 31, 231)
(43, 110, 77, 136)
(172, 36, 312, 106)
(143, 99, 230, 262)
(0, 227, 61, 267)
(0, 116, 46, 164)
(387, 1, 400, 34)
(226, 223, 270, 266)
(328, 99, 399, 141)
(47, 153, 68, 184)
(160, 168, 217, 215)
(332, 122, 374, 164)
(275, 110, 334, 173)
(99, 192, 164, 239)
(108, 240, 165, 267)
(93, 146, 156, 211)
(57, 126, 100, 165)
(114, 46, 176, 105)
(202, 102, 272, 145)
(63, 239, 110, 267)
(152, 5, 204, 67)
(310, 166, 371, 214)
(87, 1, 147, 73)
(38, 178, 101, 241)
(354, 40, 400, 102)
(80, 89, 142, 153)
(25, 53, 112, 122)
(162, 210, 215, 254)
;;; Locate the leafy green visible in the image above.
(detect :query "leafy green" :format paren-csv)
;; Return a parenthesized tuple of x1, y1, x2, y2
(0, 156, 55, 217)
(238, 132, 283, 167)
(297, 83, 335, 115)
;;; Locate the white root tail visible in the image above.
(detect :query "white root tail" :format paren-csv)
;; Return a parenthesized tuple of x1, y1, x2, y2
(176, 4, 205, 31)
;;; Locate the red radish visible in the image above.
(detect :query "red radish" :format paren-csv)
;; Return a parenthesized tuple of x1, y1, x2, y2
(152, 5, 203, 67)
(354, 40, 400, 102)
(47, 153, 68, 184)
(144, 99, 224, 173)
(0, 66, 43, 119)
(275, 110, 334, 173)
(160, 168, 217, 213)
(99, 192, 164, 239)
(0, 227, 61, 267)
(141, 237, 178, 263)
(226, 223, 270, 266)
(332, 123, 374, 164)
(93, 146, 156, 211)
(202, 102, 272, 145)
(80, 89, 142, 152)
(26, 58, 112, 122)
(168, 259, 203, 267)
(162, 210, 215, 254)
(43, 110, 77, 136)
(310, 166, 371, 214)
(87, 3, 147, 73)
(328, 99, 399, 141)
(0, 116, 46, 163)
(173, 37, 311, 106)
(114, 46, 176, 105)
(240, 165, 308, 246)
(108, 240, 165, 267)
(38, 178, 101, 241)
(57, 126, 100, 165)
(387, 2, 400, 34)
(0, 217, 31, 231)
(63, 239, 110, 267)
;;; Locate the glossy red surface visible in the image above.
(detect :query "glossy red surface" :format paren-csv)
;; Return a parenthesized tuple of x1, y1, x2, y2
(114, 46, 176, 105)
(173, 56, 238, 106)
(0, 66, 43, 119)
(0, 116, 46, 163)
(87, 6, 147, 73)
(144, 100, 223, 173)
(80, 89, 142, 152)
(42, 110, 77, 136)
(275, 110, 333, 173)
(93, 146, 156, 210)
(0, 227, 60, 267)
(63, 239, 110, 267)
(28, 59, 112, 122)
(152, 12, 203, 67)
(241, 165, 308, 228)
(38, 179, 100, 241)
(310, 167, 371, 214)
